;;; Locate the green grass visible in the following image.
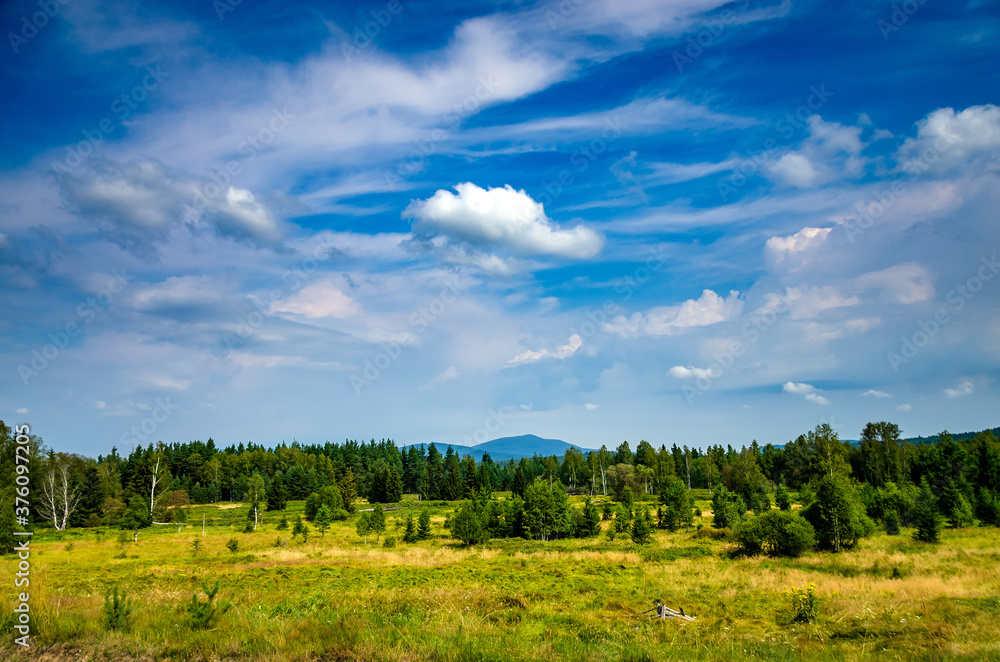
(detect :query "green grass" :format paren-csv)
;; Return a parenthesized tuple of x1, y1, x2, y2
(3, 496, 1000, 661)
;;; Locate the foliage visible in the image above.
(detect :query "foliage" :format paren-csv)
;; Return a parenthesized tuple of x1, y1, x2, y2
(190, 538, 202, 554)
(103, 585, 133, 631)
(315, 504, 332, 537)
(630, 508, 654, 545)
(226, 537, 239, 553)
(451, 500, 488, 546)
(417, 509, 431, 539)
(383, 536, 396, 548)
(801, 474, 874, 552)
(735, 510, 815, 557)
(659, 476, 693, 531)
(775, 483, 792, 511)
(403, 515, 418, 543)
(186, 579, 233, 630)
(788, 584, 818, 624)
(711, 486, 745, 530)
(119, 498, 151, 531)
(573, 497, 602, 538)
(912, 478, 942, 542)
(304, 484, 343, 521)
(883, 507, 901, 535)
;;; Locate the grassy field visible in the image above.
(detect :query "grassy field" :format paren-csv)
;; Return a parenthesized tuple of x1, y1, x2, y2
(3, 492, 1000, 661)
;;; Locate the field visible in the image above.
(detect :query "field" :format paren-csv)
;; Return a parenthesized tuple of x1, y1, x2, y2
(3, 492, 1000, 661)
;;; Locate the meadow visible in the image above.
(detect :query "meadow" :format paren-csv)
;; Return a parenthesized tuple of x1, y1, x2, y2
(3, 491, 1000, 662)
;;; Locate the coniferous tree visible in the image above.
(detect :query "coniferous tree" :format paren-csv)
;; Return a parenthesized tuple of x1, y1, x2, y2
(775, 484, 792, 511)
(659, 476, 693, 531)
(883, 507, 901, 535)
(403, 515, 418, 543)
(912, 478, 942, 542)
(385, 465, 403, 503)
(417, 509, 432, 540)
(339, 469, 357, 513)
(803, 474, 874, 551)
(315, 505, 332, 537)
(451, 500, 487, 545)
(266, 472, 287, 511)
(630, 508, 654, 544)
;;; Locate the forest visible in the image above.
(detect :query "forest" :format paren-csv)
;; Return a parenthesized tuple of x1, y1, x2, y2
(2, 420, 999, 549)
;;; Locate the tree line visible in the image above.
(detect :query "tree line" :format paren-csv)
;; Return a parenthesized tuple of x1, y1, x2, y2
(1, 420, 998, 552)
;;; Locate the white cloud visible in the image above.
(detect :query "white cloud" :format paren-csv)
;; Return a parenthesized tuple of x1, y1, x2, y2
(765, 226, 831, 263)
(584, 403, 598, 410)
(897, 104, 1000, 174)
(782, 381, 830, 405)
(944, 381, 974, 398)
(897, 403, 912, 411)
(508, 334, 582, 365)
(605, 289, 743, 337)
(853, 263, 934, 304)
(757, 286, 859, 321)
(406, 182, 603, 260)
(15, 407, 28, 414)
(271, 280, 359, 319)
(765, 116, 866, 188)
(668, 365, 718, 380)
(861, 389, 891, 398)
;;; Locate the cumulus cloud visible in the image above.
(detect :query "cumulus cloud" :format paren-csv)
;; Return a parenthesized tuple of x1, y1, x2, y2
(897, 104, 1000, 174)
(605, 290, 743, 337)
(765, 116, 867, 188)
(508, 334, 582, 365)
(897, 403, 912, 411)
(60, 159, 283, 254)
(861, 389, 891, 398)
(405, 182, 604, 260)
(766, 226, 831, 263)
(420, 366, 460, 391)
(271, 280, 359, 319)
(944, 381, 974, 398)
(756, 286, 858, 321)
(782, 381, 830, 405)
(16, 407, 28, 414)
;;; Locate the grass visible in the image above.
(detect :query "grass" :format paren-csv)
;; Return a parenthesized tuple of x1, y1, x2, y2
(3, 494, 1000, 661)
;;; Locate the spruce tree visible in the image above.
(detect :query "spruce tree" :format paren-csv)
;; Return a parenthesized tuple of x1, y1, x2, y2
(630, 508, 653, 545)
(417, 509, 432, 540)
(775, 484, 792, 511)
(883, 507, 901, 535)
(339, 469, 358, 513)
(403, 515, 418, 543)
(912, 479, 942, 542)
(266, 472, 287, 511)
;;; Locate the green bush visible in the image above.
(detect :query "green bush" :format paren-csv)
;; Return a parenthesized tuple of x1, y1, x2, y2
(883, 508, 901, 535)
(226, 537, 239, 553)
(735, 510, 815, 557)
(186, 579, 233, 630)
(383, 536, 396, 548)
(801, 475, 874, 552)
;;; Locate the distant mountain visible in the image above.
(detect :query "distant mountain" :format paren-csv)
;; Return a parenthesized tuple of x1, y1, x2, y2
(402, 434, 593, 462)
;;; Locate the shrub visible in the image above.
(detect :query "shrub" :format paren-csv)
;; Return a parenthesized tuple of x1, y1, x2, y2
(403, 516, 418, 543)
(775, 484, 792, 511)
(276, 516, 288, 530)
(383, 536, 396, 548)
(736, 510, 815, 557)
(976, 488, 1000, 526)
(788, 584, 818, 624)
(226, 537, 239, 553)
(103, 586, 133, 631)
(417, 510, 432, 540)
(190, 538, 202, 555)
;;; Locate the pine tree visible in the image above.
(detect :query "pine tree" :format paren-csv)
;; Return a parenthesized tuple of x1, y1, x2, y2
(315, 505, 332, 537)
(883, 507, 901, 535)
(912, 479, 942, 542)
(266, 472, 287, 511)
(339, 469, 358, 513)
(631, 508, 654, 545)
(403, 515, 418, 543)
(579, 497, 601, 537)
(775, 484, 792, 511)
(417, 509, 432, 540)
(385, 466, 403, 503)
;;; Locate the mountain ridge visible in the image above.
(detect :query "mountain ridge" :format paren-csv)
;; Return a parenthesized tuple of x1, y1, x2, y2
(401, 434, 593, 462)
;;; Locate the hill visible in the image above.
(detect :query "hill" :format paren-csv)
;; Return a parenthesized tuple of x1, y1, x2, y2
(402, 434, 592, 462)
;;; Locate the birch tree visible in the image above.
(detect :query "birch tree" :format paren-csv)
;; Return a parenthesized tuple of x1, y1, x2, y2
(39, 457, 81, 531)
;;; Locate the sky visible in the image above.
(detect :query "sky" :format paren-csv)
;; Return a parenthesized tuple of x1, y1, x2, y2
(1, 0, 998, 458)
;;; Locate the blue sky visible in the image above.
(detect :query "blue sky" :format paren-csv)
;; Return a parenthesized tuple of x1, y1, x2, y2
(2, 0, 998, 458)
